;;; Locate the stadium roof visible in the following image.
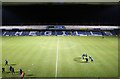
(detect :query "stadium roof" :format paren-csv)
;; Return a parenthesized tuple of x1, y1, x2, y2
(0, 26, 119, 30)
(1, 0, 120, 2)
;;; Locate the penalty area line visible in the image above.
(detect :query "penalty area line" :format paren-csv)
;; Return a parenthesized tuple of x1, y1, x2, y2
(55, 37, 59, 78)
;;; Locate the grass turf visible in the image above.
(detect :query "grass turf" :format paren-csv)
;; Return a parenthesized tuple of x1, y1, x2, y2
(1, 36, 118, 78)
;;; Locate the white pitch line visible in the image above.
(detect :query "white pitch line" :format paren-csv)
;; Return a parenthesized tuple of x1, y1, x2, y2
(55, 37, 59, 78)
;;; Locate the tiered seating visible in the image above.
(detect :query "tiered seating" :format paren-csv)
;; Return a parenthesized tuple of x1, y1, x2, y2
(72, 31, 77, 36)
(56, 31, 63, 35)
(41, 31, 45, 36)
(1, 30, 118, 36)
(3, 31, 10, 36)
(104, 31, 112, 36)
(101, 32, 106, 36)
(110, 30, 117, 35)
(77, 31, 87, 36)
(65, 31, 71, 36)
(44, 31, 52, 36)
(15, 31, 23, 36)
(86, 31, 91, 36)
(21, 31, 29, 36)
(92, 32, 102, 36)
(36, 31, 40, 36)
(55, 26, 66, 29)
(51, 31, 56, 35)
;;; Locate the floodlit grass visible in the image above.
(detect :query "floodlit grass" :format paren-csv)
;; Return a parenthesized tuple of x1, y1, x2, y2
(2, 36, 118, 78)
(0, 36, 2, 78)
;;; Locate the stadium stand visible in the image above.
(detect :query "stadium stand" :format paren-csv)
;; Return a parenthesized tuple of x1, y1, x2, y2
(77, 31, 87, 36)
(92, 31, 102, 36)
(86, 31, 92, 36)
(1, 26, 119, 36)
(104, 31, 113, 36)
(1, 30, 119, 36)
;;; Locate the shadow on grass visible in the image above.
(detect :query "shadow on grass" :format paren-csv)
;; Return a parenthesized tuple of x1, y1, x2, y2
(73, 57, 89, 63)
(9, 64, 17, 66)
(6, 71, 11, 73)
(3, 70, 19, 75)
(26, 74, 34, 76)
(15, 71, 19, 73)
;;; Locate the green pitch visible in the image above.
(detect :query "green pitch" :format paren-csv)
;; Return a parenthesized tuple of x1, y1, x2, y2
(1, 36, 118, 78)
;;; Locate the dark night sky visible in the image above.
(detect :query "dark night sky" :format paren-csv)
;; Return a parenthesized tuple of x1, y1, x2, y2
(2, 3, 120, 25)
